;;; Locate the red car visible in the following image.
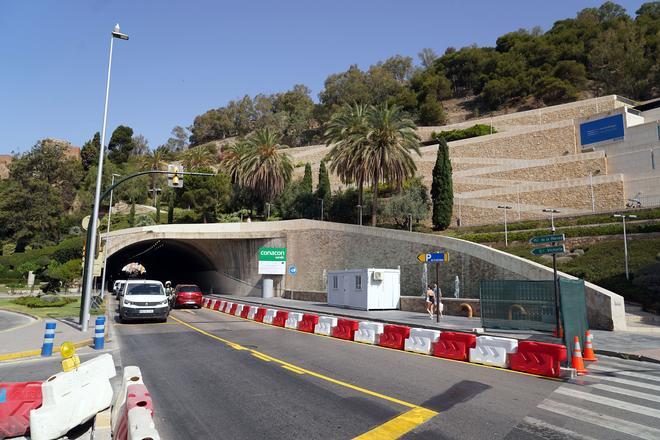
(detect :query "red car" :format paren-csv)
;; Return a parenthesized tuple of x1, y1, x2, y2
(173, 284, 203, 308)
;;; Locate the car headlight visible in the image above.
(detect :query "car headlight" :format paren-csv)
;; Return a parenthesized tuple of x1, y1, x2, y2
(124, 300, 134, 306)
(160, 300, 169, 305)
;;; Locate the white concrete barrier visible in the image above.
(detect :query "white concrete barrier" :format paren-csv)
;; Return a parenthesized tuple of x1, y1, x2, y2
(354, 322, 384, 345)
(247, 306, 259, 320)
(30, 353, 116, 440)
(284, 312, 303, 329)
(314, 316, 338, 336)
(263, 308, 278, 324)
(128, 407, 161, 440)
(234, 304, 244, 316)
(404, 328, 441, 355)
(469, 335, 519, 368)
(111, 366, 143, 431)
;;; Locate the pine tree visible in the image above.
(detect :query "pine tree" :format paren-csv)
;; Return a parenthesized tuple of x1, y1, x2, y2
(301, 163, 313, 193)
(316, 160, 331, 201)
(431, 137, 453, 230)
(80, 132, 100, 171)
(168, 196, 174, 224)
(128, 200, 136, 227)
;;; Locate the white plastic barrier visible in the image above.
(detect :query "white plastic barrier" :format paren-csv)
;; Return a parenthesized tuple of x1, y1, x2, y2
(128, 407, 161, 440)
(404, 328, 441, 355)
(223, 302, 233, 313)
(263, 308, 278, 324)
(284, 312, 303, 329)
(469, 335, 518, 368)
(247, 306, 259, 320)
(234, 304, 244, 316)
(208, 299, 216, 309)
(111, 366, 143, 431)
(354, 321, 384, 345)
(314, 316, 338, 336)
(30, 353, 116, 440)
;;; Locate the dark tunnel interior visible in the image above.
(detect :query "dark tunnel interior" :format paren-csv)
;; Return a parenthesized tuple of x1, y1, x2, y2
(106, 240, 216, 293)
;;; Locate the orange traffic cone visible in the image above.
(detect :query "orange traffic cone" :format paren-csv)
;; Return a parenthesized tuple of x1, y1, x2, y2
(583, 330, 598, 362)
(572, 336, 588, 375)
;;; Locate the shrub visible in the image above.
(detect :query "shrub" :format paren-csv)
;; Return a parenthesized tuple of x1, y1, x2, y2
(12, 296, 77, 308)
(431, 124, 495, 143)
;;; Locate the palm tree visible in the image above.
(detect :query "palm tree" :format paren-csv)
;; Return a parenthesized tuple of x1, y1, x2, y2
(139, 147, 170, 206)
(363, 104, 420, 226)
(324, 103, 369, 207)
(220, 141, 248, 184)
(241, 128, 293, 203)
(182, 144, 217, 170)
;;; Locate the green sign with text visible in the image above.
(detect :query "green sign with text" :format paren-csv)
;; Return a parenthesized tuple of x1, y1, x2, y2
(529, 234, 565, 244)
(531, 245, 566, 256)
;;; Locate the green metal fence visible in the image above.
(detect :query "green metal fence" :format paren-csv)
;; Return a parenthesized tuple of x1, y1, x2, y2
(480, 280, 558, 332)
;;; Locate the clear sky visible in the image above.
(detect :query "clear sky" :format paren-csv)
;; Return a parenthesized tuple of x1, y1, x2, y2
(0, 0, 648, 154)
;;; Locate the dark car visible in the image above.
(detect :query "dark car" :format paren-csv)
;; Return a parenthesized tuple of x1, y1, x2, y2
(174, 284, 203, 309)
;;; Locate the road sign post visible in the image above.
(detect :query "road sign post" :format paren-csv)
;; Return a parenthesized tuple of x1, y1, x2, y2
(417, 252, 449, 323)
(530, 234, 566, 343)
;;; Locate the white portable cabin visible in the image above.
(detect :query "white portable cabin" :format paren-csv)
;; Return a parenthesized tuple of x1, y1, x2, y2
(327, 268, 400, 310)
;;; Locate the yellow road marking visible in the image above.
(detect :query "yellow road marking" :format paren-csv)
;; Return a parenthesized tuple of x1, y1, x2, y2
(0, 338, 92, 362)
(193, 304, 562, 382)
(281, 365, 306, 375)
(251, 352, 272, 362)
(183, 310, 196, 315)
(353, 407, 437, 440)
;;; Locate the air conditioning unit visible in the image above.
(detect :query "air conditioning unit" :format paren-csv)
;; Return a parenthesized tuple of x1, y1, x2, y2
(372, 271, 383, 281)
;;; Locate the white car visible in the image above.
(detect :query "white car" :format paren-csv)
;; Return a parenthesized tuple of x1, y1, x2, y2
(113, 280, 126, 299)
(119, 280, 170, 323)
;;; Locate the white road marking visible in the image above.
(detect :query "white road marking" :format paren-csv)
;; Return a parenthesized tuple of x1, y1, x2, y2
(590, 383, 660, 403)
(538, 399, 660, 440)
(597, 375, 660, 392)
(555, 387, 660, 419)
(519, 416, 599, 440)
(598, 358, 660, 372)
(589, 364, 660, 383)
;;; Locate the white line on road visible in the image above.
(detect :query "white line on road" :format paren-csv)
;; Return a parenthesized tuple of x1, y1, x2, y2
(538, 399, 660, 440)
(598, 358, 660, 372)
(590, 383, 660, 404)
(519, 417, 599, 440)
(555, 387, 660, 419)
(597, 375, 660, 392)
(589, 364, 660, 383)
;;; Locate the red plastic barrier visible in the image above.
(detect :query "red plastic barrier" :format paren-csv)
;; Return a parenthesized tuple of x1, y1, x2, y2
(229, 303, 238, 315)
(510, 341, 567, 378)
(331, 318, 359, 340)
(213, 300, 222, 311)
(0, 382, 42, 438)
(378, 325, 411, 350)
(272, 310, 289, 327)
(298, 314, 319, 333)
(433, 332, 477, 361)
(114, 384, 154, 440)
(254, 307, 267, 322)
(240, 305, 250, 319)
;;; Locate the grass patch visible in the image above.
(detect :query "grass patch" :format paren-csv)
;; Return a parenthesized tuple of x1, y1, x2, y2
(0, 297, 105, 318)
(500, 237, 660, 312)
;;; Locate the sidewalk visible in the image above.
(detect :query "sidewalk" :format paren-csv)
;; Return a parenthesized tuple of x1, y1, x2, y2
(0, 309, 96, 360)
(211, 294, 660, 363)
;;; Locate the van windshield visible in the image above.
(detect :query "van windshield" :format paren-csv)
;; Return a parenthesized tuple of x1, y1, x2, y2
(126, 284, 164, 296)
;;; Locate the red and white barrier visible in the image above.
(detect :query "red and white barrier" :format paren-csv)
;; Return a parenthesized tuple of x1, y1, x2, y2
(0, 381, 42, 438)
(247, 305, 259, 320)
(128, 406, 160, 440)
(263, 308, 278, 325)
(284, 312, 303, 329)
(354, 321, 384, 345)
(314, 316, 337, 336)
(223, 302, 233, 313)
(234, 304, 244, 316)
(111, 366, 144, 431)
(469, 336, 518, 368)
(404, 328, 441, 355)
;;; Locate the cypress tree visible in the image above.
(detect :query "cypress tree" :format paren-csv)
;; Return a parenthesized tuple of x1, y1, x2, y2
(168, 196, 174, 224)
(128, 200, 136, 227)
(155, 200, 161, 223)
(431, 137, 453, 230)
(301, 163, 313, 193)
(316, 160, 331, 201)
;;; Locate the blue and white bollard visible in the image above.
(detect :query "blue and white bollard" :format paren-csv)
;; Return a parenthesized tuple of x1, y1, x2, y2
(41, 322, 56, 356)
(94, 316, 106, 350)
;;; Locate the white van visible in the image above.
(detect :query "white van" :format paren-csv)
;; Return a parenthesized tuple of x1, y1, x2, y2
(119, 279, 169, 323)
(113, 280, 126, 299)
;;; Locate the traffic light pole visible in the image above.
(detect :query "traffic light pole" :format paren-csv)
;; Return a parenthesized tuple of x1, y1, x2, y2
(79, 170, 213, 330)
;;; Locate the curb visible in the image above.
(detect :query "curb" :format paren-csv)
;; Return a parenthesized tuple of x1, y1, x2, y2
(595, 349, 660, 365)
(0, 306, 42, 321)
(0, 338, 93, 362)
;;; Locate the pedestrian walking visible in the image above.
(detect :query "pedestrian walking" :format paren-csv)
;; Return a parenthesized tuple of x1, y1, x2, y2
(432, 283, 444, 318)
(425, 284, 435, 318)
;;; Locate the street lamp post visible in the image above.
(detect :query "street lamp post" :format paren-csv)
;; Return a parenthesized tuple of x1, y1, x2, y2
(613, 214, 637, 280)
(498, 205, 512, 247)
(356, 204, 363, 226)
(98, 173, 120, 299)
(408, 213, 413, 232)
(542, 208, 561, 232)
(80, 24, 129, 332)
(318, 198, 324, 221)
(265, 202, 271, 220)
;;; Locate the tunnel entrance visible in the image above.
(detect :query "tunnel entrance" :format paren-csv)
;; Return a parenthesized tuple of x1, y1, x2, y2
(106, 240, 216, 293)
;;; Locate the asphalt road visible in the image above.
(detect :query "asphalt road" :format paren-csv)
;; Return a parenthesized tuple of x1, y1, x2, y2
(111, 305, 570, 439)
(0, 309, 33, 332)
